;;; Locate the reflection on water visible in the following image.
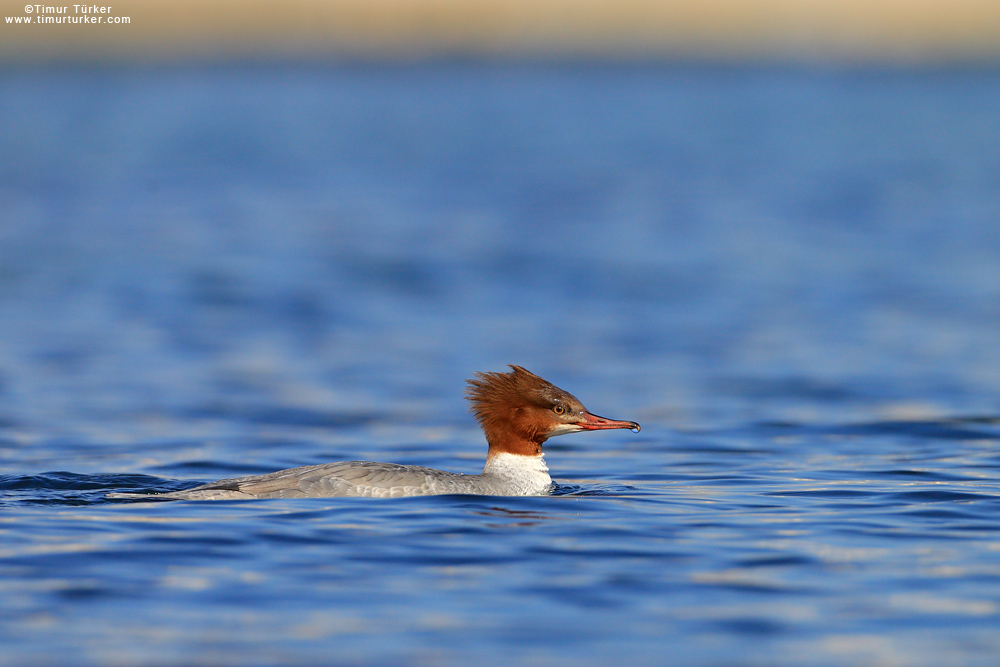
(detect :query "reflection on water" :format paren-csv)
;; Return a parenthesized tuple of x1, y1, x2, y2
(1, 63, 1000, 666)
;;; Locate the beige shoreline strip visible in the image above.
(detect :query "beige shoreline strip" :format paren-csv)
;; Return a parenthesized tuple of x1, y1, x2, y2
(2, 0, 1000, 61)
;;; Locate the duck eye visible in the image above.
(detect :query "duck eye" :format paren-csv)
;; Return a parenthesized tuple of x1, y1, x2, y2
(553, 405, 566, 415)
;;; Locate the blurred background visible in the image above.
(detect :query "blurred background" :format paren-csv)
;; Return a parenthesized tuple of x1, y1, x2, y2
(3, 0, 1000, 61)
(2, 0, 999, 438)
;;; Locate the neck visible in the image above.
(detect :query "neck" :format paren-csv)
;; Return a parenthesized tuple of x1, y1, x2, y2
(484, 425, 545, 458)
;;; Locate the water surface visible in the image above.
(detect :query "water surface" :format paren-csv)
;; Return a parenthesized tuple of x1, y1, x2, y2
(1, 62, 999, 666)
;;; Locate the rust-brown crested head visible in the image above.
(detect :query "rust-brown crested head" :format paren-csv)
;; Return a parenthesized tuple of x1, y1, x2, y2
(465, 365, 640, 457)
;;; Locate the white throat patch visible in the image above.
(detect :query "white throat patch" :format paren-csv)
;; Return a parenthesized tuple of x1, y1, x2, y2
(482, 452, 552, 495)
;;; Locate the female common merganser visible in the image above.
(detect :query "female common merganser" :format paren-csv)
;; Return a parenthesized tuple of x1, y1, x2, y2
(109, 365, 640, 500)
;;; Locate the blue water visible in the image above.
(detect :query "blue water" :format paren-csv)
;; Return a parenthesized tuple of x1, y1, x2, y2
(2, 62, 1000, 666)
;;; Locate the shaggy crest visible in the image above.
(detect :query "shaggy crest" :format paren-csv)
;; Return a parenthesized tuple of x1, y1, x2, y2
(465, 365, 580, 441)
